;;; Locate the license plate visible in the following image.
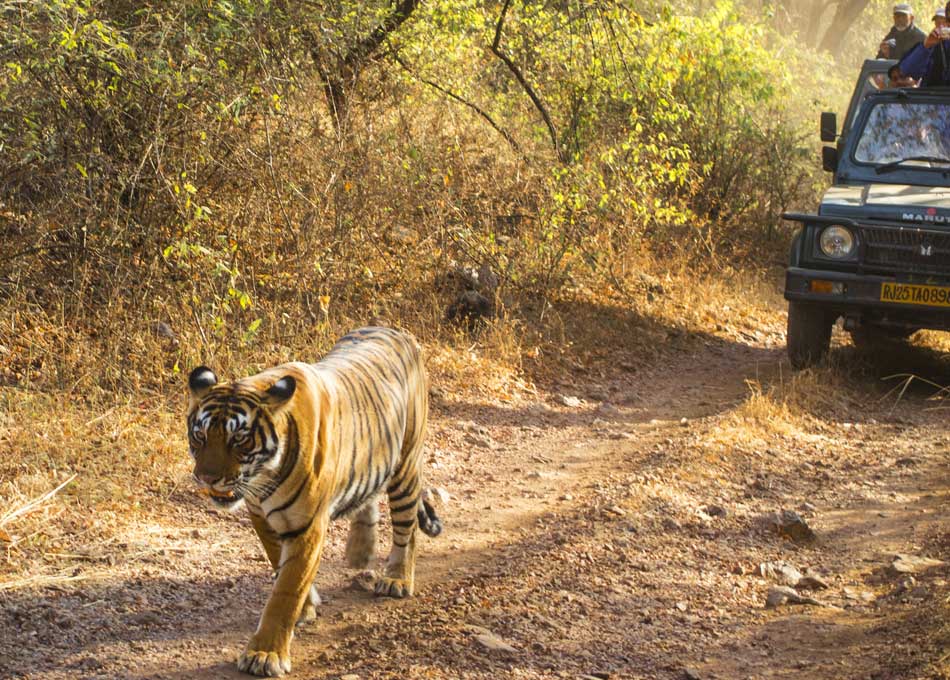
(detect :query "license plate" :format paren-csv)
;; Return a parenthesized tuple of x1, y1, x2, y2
(880, 282, 950, 307)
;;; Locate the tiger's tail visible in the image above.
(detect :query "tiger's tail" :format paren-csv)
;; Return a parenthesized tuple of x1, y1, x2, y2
(417, 498, 443, 537)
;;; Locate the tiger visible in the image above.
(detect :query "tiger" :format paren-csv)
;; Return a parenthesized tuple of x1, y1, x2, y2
(185, 326, 442, 678)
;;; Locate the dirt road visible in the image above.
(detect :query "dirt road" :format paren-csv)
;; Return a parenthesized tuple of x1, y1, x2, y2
(2, 324, 949, 680)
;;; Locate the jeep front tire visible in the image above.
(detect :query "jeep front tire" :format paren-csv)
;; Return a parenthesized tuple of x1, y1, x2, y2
(787, 301, 834, 369)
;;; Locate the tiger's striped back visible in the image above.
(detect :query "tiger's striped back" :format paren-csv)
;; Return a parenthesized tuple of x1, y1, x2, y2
(312, 326, 429, 523)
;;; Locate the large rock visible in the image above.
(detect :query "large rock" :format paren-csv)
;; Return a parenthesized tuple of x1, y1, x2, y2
(758, 561, 804, 587)
(798, 570, 830, 590)
(445, 290, 493, 328)
(422, 487, 451, 505)
(757, 561, 830, 590)
(890, 554, 945, 575)
(765, 585, 826, 609)
(472, 629, 517, 653)
(774, 509, 817, 543)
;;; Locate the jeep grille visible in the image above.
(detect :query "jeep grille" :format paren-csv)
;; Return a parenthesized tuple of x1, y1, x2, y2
(862, 226, 950, 276)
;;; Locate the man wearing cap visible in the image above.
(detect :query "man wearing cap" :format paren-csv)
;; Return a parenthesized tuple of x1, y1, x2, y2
(934, 6, 947, 28)
(878, 4, 927, 59)
(897, 0, 950, 85)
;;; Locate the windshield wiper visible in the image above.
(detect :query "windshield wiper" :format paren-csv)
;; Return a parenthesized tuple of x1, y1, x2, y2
(875, 155, 950, 174)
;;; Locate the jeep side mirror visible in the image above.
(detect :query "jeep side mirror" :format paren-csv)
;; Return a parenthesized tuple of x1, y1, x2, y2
(822, 145, 838, 173)
(820, 112, 837, 142)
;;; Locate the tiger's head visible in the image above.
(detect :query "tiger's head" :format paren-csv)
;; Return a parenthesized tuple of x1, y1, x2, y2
(186, 366, 297, 509)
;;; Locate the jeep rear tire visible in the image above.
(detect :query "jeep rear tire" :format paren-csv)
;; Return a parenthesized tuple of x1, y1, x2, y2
(787, 302, 834, 370)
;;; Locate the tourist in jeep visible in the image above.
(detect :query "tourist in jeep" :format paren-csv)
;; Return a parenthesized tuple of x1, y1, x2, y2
(888, 63, 920, 86)
(897, 1, 950, 85)
(934, 6, 947, 27)
(878, 3, 927, 59)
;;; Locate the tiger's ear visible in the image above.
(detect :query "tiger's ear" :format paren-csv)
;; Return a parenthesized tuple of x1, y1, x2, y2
(188, 366, 218, 399)
(264, 375, 296, 407)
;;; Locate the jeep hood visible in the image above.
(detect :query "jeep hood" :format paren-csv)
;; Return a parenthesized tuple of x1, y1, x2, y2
(820, 184, 950, 224)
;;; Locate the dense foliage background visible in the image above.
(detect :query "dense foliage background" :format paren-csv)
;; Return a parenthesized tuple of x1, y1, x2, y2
(0, 0, 868, 394)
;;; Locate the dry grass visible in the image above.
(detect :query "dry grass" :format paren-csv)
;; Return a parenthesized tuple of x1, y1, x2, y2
(0, 390, 189, 584)
(700, 357, 872, 479)
(653, 256, 787, 342)
(0, 249, 793, 588)
(913, 330, 950, 353)
(427, 320, 538, 404)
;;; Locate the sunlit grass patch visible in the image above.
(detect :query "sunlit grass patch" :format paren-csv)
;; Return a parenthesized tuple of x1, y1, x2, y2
(706, 367, 857, 453)
(427, 317, 537, 404)
(0, 389, 189, 585)
(912, 330, 950, 353)
(632, 256, 787, 344)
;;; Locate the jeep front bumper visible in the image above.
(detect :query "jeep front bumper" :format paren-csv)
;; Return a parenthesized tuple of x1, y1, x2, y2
(784, 267, 950, 330)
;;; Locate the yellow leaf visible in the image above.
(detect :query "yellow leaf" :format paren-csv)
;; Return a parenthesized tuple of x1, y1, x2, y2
(0, 528, 11, 543)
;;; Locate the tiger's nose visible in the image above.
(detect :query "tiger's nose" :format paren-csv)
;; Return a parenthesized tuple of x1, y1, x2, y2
(194, 471, 221, 486)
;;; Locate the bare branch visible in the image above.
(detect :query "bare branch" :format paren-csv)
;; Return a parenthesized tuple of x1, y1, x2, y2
(392, 52, 525, 159)
(490, 0, 566, 163)
(343, 0, 420, 71)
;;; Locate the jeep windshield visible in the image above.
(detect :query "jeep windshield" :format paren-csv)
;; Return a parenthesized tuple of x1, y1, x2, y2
(853, 100, 950, 171)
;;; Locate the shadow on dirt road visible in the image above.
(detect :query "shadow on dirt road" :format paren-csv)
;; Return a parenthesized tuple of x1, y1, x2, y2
(3, 326, 949, 680)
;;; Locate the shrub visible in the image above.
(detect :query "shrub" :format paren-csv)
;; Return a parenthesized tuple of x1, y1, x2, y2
(0, 0, 841, 393)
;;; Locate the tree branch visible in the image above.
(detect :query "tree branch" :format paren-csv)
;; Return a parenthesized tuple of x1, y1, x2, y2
(306, 0, 421, 131)
(490, 0, 565, 163)
(392, 52, 525, 159)
(817, 0, 870, 55)
(343, 0, 420, 70)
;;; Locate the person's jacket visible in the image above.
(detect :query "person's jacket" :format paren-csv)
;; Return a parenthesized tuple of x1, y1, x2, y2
(878, 23, 927, 59)
(898, 40, 950, 85)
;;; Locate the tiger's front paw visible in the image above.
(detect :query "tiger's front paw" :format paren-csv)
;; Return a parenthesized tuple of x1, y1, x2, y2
(374, 576, 413, 598)
(237, 648, 291, 677)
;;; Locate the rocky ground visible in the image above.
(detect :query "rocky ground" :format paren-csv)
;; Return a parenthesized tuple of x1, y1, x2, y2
(1, 321, 949, 680)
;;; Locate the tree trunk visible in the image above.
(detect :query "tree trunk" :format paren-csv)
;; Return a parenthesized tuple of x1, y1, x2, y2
(307, 0, 421, 132)
(806, 0, 832, 47)
(817, 0, 871, 55)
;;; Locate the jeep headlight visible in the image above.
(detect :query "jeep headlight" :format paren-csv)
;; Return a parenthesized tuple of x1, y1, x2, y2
(819, 225, 855, 259)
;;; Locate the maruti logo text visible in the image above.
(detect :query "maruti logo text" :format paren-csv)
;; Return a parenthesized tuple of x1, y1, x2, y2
(902, 212, 949, 224)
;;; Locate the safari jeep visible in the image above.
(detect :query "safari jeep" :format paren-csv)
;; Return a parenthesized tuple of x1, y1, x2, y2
(783, 69, 950, 369)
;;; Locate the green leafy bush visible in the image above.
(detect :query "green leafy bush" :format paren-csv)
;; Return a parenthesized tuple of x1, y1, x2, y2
(0, 0, 844, 392)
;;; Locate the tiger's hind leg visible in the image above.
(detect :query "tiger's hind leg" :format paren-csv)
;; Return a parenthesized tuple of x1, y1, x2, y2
(297, 583, 321, 626)
(376, 467, 421, 598)
(345, 496, 380, 569)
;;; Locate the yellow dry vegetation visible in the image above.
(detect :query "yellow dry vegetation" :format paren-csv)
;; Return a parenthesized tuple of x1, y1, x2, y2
(0, 253, 788, 588)
(0, 390, 188, 586)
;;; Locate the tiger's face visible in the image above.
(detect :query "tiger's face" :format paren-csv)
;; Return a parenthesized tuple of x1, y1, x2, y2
(187, 366, 296, 509)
